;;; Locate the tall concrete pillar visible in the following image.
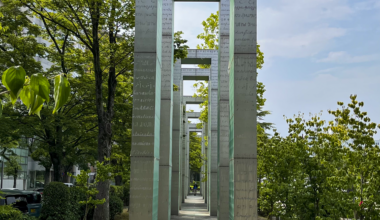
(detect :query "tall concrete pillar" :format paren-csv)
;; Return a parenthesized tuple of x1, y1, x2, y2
(185, 122, 190, 197)
(158, 0, 174, 218)
(209, 52, 219, 216)
(181, 93, 186, 203)
(186, 123, 190, 195)
(204, 122, 208, 205)
(229, 0, 258, 219)
(201, 124, 205, 198)
(171, 60, 181, 215)
(217, 0, 230, 219)
(179, 75, 184, 209)
(129, 0, 162, 219)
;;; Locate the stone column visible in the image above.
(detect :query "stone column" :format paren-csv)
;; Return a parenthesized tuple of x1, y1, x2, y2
(204, 122, 208, 204)
(179, 76, 183, 209)
(218, 0, 230, 219)
(158, 0, 174, 218)
(186, 123, 190, 195)
(201, 124, 205, 198)
(229, 0, 258, 219)
(171, 59, 181, 215)
(181, 92, 186, 203)
(129, 0, 162, 219)
(209, 52, 219, 216)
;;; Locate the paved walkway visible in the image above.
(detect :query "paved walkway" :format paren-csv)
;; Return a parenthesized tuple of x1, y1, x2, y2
(171, 193, 216, 220)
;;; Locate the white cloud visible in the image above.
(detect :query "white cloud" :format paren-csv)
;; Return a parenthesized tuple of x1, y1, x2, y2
(258, 0, 353, 58)
(317, 51, 380, 63)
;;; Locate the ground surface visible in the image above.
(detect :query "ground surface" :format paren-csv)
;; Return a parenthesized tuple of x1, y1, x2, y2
(114, 194, 267, 220)
(171, 194, 216, 220)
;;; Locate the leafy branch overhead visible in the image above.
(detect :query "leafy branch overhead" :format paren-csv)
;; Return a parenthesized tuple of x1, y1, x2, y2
(1, 66, 71, 117)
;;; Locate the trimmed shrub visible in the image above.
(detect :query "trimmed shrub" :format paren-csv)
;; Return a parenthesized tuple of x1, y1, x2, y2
(109, 195, 123, 220)
(110, 185, 130, 206)
(68, 186, 87, 220)
(110, 185, 124, 200)
(0, 205, 24, 220)
(40, 182, 72, 220)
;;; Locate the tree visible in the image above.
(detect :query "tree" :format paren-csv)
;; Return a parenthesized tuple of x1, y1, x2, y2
(0, 1, 46, 75)
(0, 71, 98, 183)
(327, 95, 380, 220)
(257, 95, 380, 220)
(14, 0, 136, 218)
(174, 31, 189, 63)
(189, 131, 203, 174)
(4, 156, 21, 188)
(193, 11, 271, 129)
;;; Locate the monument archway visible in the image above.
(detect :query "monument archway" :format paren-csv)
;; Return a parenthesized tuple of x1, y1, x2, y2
(129, 0, 258, 219)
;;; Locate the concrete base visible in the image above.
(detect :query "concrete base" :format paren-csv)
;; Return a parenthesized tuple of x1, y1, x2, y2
(217, 167, 229, 219)
(230, 158, 257, 219)
(158, 166, 172, 219)
(129, 157, 159, 219)
(210, 172, 217, 216)
(171, 171, 180, 215)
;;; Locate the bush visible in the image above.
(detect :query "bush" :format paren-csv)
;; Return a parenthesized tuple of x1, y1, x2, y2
(40, 182, 72, 220)
(109, 195, 123, 220)
(68, 187, 87, 220)
(110, 185, 130, 206)
(110, 185, 123, 200)
(0, 205, 24, 220)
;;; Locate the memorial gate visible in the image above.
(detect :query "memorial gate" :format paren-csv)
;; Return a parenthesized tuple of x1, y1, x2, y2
(129, 0, 258, 219)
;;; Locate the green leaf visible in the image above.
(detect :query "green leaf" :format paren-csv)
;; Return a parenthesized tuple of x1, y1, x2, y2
(30, 73, 50, 102)
(53, 74, 71, 114)
(29, 90, 44, 117)
(1, 66, 26, 104)
(19, 86, 31, 108)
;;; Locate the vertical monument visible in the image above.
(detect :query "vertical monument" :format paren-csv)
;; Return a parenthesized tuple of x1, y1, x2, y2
(218, 0, 230, 219)
(209, 50, 219, 216)
(129, 0, 162, 219)
(158, 0, 174, 219)
(171, 59, 182, 214)
(229, 0, 258, 219)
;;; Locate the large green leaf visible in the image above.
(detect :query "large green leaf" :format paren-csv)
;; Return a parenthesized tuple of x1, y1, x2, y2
(19, 85, 31, 108)
(1, 66, 26, 104)
(29, 89, 44, 117)
(30, 73, 50, 102)
(53, 74, 71, 114)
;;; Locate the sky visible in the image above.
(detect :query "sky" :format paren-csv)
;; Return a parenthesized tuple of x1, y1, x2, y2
(174, 0, 380, 139)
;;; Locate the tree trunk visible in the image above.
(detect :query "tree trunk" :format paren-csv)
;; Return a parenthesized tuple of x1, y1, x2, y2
(44, 166, 51, 186)
(51, 154, 61, 182)
(115, 175, 122, 186)
(112, 159, 122, 186)
(13, 175, 17, 188)
(63, 165, 72, 183)
(92, 1, 114, 219)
